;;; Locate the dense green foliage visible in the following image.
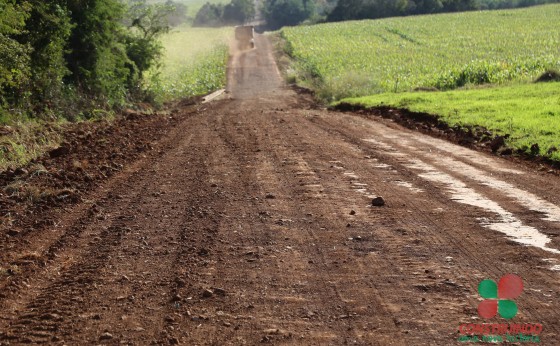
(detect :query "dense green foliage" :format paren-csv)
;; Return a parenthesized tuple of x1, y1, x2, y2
(341, 83, 560, 160)
(0, 0, 31, 112)
(193, 0, 254, 26)
(163, 0, 189, 26)
(0, 0, 172, 123)
(281, 5, 560, 100)
(327, 0, 560, 21)
(262, 0, 316, 29)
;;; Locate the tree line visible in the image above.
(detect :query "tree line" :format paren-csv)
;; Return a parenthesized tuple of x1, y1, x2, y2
(0, 0, 183, 122)
(192, 0, 559, 29)
(327, 0, 560, 21)
(193, 0, 255, 27)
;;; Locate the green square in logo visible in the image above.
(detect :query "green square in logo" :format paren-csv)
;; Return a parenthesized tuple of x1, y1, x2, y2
(498, 300, 518, 319)
(479, 279, 498, 299)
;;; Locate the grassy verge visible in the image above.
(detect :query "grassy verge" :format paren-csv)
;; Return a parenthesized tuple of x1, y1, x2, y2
(149, 26, 232, 102)
(0, 122, 62, 172)
(340, 82, 560, 161)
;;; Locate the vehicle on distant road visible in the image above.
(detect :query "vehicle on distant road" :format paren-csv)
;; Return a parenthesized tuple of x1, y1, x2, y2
(235, 25, 255, 50)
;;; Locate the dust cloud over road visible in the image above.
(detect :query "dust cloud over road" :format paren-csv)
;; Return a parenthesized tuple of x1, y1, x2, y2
(1, 35, 559, 345)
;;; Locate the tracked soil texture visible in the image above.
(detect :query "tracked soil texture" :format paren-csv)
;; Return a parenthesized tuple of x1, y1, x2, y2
(1, 35, 559, 345)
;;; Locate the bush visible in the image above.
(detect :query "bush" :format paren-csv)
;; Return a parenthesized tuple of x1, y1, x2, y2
(193, 0, 255, 27)
(0, 0, 31, 109)
(23, 1, 73, 110)
(0, 0, 172, 122)
(263, 0, 315, 30)
(193, 3, 225, 27)
(223, 0, 255, 24)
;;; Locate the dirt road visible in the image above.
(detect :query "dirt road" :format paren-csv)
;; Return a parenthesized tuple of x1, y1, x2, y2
(1, 35, 559, 345)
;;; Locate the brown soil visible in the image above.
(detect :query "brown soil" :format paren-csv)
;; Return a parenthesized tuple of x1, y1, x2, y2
(1, 35, 559, 345)
(334, 103, 560, 172)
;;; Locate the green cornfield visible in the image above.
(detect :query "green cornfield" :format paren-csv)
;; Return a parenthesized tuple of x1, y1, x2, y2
(281, 4, 560, 101)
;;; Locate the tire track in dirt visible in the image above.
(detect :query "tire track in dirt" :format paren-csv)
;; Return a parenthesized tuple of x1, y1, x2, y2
(302, 111, 560, 340)
(1, 34, 559, 345)
(0, 111, 215, 344)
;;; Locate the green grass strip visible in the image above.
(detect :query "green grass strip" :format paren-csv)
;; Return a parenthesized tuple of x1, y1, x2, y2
(341, 83, 560, 161)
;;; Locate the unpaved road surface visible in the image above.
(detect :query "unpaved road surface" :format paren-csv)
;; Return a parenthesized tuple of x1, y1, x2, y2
(1, 35, 559, 345)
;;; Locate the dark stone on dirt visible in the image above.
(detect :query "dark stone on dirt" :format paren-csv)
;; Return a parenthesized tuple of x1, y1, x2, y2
(490, 136, 505, 153)
(175, 277, 186, 287)
(169, 337, 179, 345)
(371, 197, 385, 207)
(40, 313, 62, 321)
(499, 148, 513, 156)
(49, 145, 70, 158)
(14, 167, 28, 176)
(202, 289, 214, 298)
(349, 210, 356, 215)
(165, 315, 175, 323)
(99, 332, 113, 340)
(7, 229, 20, 237)
(265, 193, 275, 199)
(213, 287, 226, 296)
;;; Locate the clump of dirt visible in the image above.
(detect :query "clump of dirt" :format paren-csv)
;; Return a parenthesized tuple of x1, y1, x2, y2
(535, 70, 560, 83)
(333, 103, 560, 171)
(413, 86, 439, 92)
(0, 104, 191, 237)
(334, 102, 494, 147)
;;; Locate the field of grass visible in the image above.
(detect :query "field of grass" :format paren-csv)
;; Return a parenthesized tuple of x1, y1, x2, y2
(341, 83, 560, 160)
(281, 4, 560, 101)
(150, 26, 232, 101)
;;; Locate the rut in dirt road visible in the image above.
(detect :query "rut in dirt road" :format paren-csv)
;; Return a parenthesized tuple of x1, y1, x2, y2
(1, 34, 559, 345)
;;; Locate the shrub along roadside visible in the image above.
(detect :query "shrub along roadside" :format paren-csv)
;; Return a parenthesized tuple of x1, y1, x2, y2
(0, 0, 173, 125)
(0, 0, 179, 171)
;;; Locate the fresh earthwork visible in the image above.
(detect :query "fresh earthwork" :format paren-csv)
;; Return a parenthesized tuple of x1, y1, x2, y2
(0, 11, 559, 346)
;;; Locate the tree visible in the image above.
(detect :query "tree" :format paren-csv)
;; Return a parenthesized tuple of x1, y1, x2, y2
(21, 1, 73, 106)
(165, 0, 188, 27)
(263, 0, 315, 29)
(124, 0, 172, 84)
(223, 0, 255, 24)
(64, 0, 131, 104)
(0, 0, 31, 107)
(193, 3, 225, 27)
